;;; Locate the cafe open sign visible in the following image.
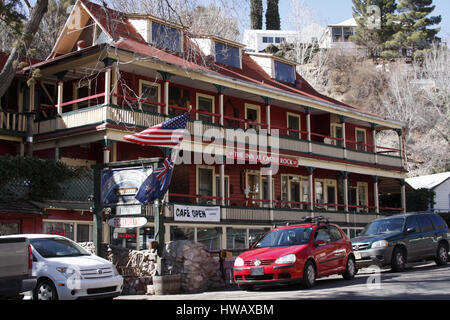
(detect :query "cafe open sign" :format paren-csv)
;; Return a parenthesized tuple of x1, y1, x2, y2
(107, 217, 147, 228)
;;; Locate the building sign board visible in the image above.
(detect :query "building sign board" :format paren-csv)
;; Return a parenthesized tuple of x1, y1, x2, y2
(107, 217, 148, 228)
(173, 204, 221, 222)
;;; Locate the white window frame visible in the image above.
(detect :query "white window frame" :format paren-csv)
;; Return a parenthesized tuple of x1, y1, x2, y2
(355, 128, 367, 152)
(281, 174, 309, 209)
(196, 93, 215, 123)
(43, 219, 93, 242)
(314, 178, 338, 211)
(245, 170, 262, 206)
(196, 165, 215, 205)
(214, 174, 230, 206)
(356, 182, 369, 212)
(331, 123, 344, 147)
(73, 80, 91, 110)
(244, 103, 261, 130)
(138, 79, 161, 114)
(286, 112, 301, 138)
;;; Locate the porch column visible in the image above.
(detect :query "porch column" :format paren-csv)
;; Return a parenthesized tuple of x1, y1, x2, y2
(342, 171, 349, 212)
(400, 179, 406, 213)
(215, 85, 227, 207)
(373, 175, 379, 215)
(305, 107, 312, 153)
(158, 71, 174, 115)
(371, 123, 378, 164)
(263, 97, 272, 134)
(340, 115, 347, 159)
(54, 71, 67, 114)
(25, 80, 35, 157)
(395, 129, 404, 168)
(307, 167, 314, 214)
(103, 136, 111, 164)
(102, 58, 117, 106)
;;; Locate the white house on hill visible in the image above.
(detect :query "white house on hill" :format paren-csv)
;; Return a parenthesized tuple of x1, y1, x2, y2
(406, 172, 450, 213)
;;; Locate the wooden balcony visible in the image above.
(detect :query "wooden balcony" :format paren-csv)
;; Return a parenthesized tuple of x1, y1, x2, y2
(33, 103, 404, 169)
(0, 111, 26, 133)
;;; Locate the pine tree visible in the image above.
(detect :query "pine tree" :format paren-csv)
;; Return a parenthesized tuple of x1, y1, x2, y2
(351, 0, 397, 58)
(250, 0, 263, 30)
(265, 0, 280, 30)
(384, 0, 441, 58)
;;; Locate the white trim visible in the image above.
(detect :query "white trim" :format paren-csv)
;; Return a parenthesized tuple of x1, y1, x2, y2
(138, 79, 161, 113)
(196, 93, 215, 123)
(244, 103, 261, 130)
(286, 112, 301, 137)
(355, 128, 367, 151)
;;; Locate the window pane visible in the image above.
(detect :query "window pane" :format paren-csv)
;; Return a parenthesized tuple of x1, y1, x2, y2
(288, 115, 299, 138)
(274, 60, 295, 84)
(332, 27, 342, 42)
(327, 186, 336, 207)
(198, 96, 213, 123)
(0, 222, 19, 236)
(215, 42, 240, 68)
(197, 228, 220, 251)
(356, 130, 366, 151)
(315, 181, 324, 204)
(198, 168, 213, 204)
(76, 224, 90, 242)
(43, 222, 74, 240)
(329, 226, 342, 242)
(171, 226, 195, 241)
(226, 228, 246, 251)
(141, 84, 159, 113)
(152, 22, 181, 52)
(418, 216, 434, 232)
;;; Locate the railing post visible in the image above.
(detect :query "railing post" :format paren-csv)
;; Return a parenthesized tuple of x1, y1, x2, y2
(25, 80, 35, 157)
(395, 128, 404, 168)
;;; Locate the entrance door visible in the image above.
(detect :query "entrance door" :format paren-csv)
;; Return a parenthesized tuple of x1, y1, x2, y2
(290, 180, 301, 208)
(349, 187, 357, 212)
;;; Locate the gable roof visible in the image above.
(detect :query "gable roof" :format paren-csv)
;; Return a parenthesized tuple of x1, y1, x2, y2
(36, 0, 404, 127)
(406, 172, 450, 190)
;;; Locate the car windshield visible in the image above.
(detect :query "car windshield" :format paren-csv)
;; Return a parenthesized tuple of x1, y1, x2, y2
(30, 238, 91, 258)
(254, 227, 313, 248)
(361, 217, 405, 236)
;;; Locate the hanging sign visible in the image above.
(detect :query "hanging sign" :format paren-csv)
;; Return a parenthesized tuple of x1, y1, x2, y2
(174, 205, 221, 222)
(107, 217, 147, 228)
(225, 150, 298, 167)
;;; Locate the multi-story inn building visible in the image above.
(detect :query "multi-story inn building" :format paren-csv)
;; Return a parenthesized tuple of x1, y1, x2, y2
(1, 0, 408, 251)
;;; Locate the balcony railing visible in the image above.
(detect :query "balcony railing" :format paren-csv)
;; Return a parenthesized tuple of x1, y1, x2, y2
(32, 95, 403, 168)
(0, 111, 26, 133)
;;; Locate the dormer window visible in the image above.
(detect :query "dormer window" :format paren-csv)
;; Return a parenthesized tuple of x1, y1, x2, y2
(151, 21, 182, 52)
(274, 60, 295, 84)
(215, 42, 241, 68)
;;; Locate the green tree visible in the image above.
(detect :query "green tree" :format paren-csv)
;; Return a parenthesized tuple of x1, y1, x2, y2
(250, 0, 263, 30)
(384, 0, 441, 58)
(265, 0, 280, 30)
(351, 0, 397, 58)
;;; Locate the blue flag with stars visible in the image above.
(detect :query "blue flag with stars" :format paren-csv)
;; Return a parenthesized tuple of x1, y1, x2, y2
(135, 153, 174, 204)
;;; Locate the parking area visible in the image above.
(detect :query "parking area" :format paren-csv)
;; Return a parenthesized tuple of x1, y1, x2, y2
(116, 262, 450, 300)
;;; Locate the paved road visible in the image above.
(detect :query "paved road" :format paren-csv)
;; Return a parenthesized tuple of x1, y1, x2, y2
(116, 262, 450, 300)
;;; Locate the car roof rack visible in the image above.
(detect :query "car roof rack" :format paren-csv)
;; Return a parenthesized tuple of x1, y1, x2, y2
(300, 216, 329, 225)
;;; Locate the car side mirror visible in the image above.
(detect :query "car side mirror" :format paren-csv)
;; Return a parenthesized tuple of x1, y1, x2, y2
(406, 227, 416, 234)
(315, 240, 327, 247)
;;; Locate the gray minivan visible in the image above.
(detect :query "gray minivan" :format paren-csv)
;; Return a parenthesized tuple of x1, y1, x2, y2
(351, 213, 449, 271)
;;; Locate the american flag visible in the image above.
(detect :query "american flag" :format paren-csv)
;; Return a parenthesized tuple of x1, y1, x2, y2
(124, 112, 190, 147)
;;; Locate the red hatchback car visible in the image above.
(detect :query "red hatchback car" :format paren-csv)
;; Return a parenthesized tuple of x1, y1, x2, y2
(233, 217, 356, 289)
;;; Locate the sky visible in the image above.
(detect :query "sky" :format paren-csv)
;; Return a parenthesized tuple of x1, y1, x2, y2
(268, 0, 450, 43)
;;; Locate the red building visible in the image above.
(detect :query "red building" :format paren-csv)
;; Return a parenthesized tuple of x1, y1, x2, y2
(3, 0, 408, 250)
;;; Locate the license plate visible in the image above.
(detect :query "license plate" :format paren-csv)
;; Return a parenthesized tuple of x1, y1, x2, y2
(250, 267, 264, 276)
(355, 253, 361, 260)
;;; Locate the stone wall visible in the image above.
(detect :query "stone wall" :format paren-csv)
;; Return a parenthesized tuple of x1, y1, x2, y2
(78, 241, 225, 295)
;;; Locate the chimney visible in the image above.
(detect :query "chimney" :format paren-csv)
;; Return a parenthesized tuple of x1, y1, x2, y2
(77, 40, 87, 51)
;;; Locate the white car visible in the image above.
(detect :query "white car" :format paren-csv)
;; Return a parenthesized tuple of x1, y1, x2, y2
(2, 234, 123, 300)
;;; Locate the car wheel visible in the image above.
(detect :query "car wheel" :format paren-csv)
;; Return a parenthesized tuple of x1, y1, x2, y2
(301, 261, 316, 289)
(342, 256, 356, 280)
(34, 279, 59, 300)
(435, 243, 449, 266)
(391, 247, 406, 272)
